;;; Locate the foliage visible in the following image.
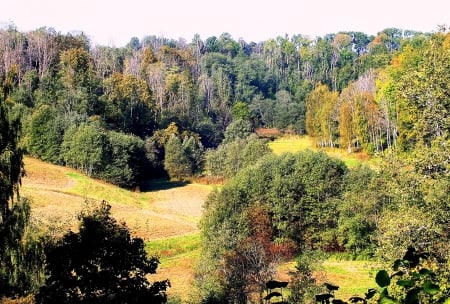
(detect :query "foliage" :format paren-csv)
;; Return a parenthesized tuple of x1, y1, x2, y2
(205, 134, 271, 179)
(289, 250, 325, 304)
(26, 105, 65, 163)
(61, 123, 107, 176)
(198, 150, 348, 302)
(0, 27, 432, 190)
(337, 165, 384, 256)
(100, 131, 147, 188)
(305, 84, 339, 147)
(164, 134, 204, 180)
(0, 98, 41, 296)
(222, 119, 253, 144)
(36, 201, 170, 304)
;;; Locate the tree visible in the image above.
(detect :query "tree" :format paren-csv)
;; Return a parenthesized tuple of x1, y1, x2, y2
(61, 123, 107, 176)
(205, 134, 271, 179)
(101, 131, 147, 188)
(222, 118, 253, 144)
(305, 84, 339, 147)
(0, 97, 39, 296)
(36, 202, 169, 304)
(220, 205, 295, 303)
(102, 72, 154, 137)
(26, 105, 64, 163)
(57, 47, 102, 117)
(198, 151, 347, 302)
(164, 135, 191, 180)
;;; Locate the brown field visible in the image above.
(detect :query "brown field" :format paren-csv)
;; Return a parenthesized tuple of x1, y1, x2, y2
(22, 157, 211, 241)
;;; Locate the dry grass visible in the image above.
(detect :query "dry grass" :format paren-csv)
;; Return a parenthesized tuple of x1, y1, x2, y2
(315, 260, 378, 300)
(22, 157, 211, 241)
(21, 155, 378, 302)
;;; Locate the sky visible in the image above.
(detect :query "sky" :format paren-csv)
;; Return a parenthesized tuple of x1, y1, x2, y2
(1, 0, 450, 47)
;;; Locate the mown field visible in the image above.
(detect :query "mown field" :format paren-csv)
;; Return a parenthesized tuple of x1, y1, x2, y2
(22, 136, 378, 302)
(22, 156, 209, 302)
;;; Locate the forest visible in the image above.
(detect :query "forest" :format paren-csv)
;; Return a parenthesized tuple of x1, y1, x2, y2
(0, 24, 449, 303)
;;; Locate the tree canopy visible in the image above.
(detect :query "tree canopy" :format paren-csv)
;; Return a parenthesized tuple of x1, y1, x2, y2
(36, 202, 169, 304)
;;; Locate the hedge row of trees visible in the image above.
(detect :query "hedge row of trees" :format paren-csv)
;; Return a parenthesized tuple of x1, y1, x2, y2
(0, 25, 431, 187)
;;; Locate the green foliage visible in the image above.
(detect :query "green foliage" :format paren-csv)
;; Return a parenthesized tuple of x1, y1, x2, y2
(61, 123, 107, 176)
(206, 134, 271, 179)
(27, 105, 64, 163)
(100, 131, 147, 188)
(102, 72, 154, 137)
(222, 119, 253, 144)
(164, 134, 204, 180)
(231, 101, 251, 121)
(367, 248, 448, 303)
(198, 150, 348, 302)
(164, 136, 192, 180)
(305, 84, 339, 147)
(36, 201, 170, 304)
(0, 98, 41, 296)
(289, 250, 325, 303)
(337, 165, 383, 255)
(317, 247, 449, 304)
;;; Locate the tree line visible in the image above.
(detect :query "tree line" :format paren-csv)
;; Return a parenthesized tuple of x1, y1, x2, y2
(0, 25, 432, 186)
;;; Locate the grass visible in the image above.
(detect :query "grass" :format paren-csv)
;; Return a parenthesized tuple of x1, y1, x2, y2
(146, 233, 202, 265)
(66, 171, 152, 206)
(269, 135, 378, 168)
(317, 260, 378, 300)
(268, 135, 314, 155)
(275, 258, 378, 302)
(21, 156, 209, 301)
(146, 233, 202, 302)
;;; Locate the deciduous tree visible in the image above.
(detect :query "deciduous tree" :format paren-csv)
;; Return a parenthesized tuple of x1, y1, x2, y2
(36, 202, 169, 304)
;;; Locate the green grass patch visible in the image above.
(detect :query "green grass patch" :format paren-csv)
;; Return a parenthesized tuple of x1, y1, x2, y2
(269, 136, 379, 169)
(146, 233, 201, 266)
(320, 260, 378, 300)
(268, 136, 314, 155)
(66, 172, 152, 205)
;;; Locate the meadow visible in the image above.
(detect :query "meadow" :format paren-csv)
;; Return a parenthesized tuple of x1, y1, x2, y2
(21, 136, 378, 302)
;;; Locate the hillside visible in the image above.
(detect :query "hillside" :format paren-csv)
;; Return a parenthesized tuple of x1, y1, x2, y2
(22, 157, 211, 240)
(21, 140, 378, 301)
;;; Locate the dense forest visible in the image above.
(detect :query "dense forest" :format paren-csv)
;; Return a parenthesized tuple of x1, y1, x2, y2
(0, 26, 433, 184)
(0, 24, 449, 303)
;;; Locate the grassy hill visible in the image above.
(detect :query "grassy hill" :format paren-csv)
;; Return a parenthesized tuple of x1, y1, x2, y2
(21, 136, 378, 302)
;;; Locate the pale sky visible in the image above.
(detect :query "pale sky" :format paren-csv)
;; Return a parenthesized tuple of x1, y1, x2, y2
(1, 0, 449, 47)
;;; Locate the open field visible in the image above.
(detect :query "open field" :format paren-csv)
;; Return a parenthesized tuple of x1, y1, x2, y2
(269, 135, 378, 168)
(318, 260, 378, 300)
(22, 157, 211, 241)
